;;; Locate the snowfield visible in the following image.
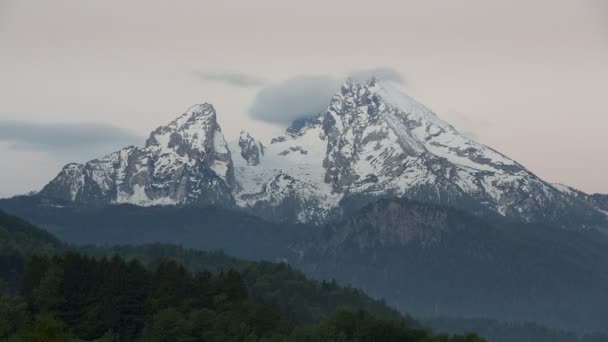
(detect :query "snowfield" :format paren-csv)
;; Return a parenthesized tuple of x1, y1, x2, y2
(37, 79, 608, 227)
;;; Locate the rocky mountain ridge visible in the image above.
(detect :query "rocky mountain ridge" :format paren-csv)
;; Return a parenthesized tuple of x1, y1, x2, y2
(33, 79, 607, 229)
(294, 198, 608, 332)
(40, 103, 235, 207)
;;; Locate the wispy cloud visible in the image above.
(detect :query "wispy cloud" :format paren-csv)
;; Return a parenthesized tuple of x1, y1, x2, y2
(192, 70, 266, 87)
(248, 75, 341, 125)
(0, 120, 143, 160)
(248, 67, 406, 125)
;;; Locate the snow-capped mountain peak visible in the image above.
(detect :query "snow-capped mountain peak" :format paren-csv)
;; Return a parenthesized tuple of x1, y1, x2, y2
(145, 103, 219, 153)
(36, 78, 607, 229)
(228, 79, 605, 227)
(40, 103, 234, 207)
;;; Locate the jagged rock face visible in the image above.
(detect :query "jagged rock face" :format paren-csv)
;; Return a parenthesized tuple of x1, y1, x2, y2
(230, 80, 606, 228)
(293, 198, 608, 332)
(37, 80, 607, 229)
(230, 122, 339, 224)
(320, 200, 455, 250)
(40, 163, 87, 202)
(318, 81, 534, 214)
(238, 131, 264, 166)
(40, 104, 235, 207)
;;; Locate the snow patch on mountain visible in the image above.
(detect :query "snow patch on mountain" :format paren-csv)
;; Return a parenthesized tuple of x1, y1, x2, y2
(36, 79, 607, 229)
(40, 103, 234, 207)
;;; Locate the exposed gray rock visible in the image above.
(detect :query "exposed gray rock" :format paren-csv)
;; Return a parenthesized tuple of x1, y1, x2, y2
(238, 131, 264, 166)
(39, 104, 235, 207)
(34, 79, 608, 230)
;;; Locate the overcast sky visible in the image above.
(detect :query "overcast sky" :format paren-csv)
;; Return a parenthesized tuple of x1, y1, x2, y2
(0, 0, 607, 197)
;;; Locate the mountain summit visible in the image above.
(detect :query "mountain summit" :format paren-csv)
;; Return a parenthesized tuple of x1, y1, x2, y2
(36, 79, 607, 229)
(41, 103, 234, 207)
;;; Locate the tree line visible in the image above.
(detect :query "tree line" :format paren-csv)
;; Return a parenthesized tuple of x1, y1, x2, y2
(0, 252, 483, 341)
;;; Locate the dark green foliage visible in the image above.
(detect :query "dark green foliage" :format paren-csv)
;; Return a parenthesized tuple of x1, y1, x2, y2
(0, 210, 62, 293)
(0, 296, 78, 341)
(1, 252, 482, 341)
(291, 309, 484, 342)
(242, 261, 411, 325)
(0, 210, 62, 254)
(14, 253, 293, 341)
(83, 243, 246, 273)
(0, 296, 28, 337)
(424, 317, 608, 342)
(80, 243, 409, 325)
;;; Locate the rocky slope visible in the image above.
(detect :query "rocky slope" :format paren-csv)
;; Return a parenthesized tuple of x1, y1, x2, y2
(293, 198, 608, 332)
(33, 79, 607, 229)
(40, 104, 235, 207)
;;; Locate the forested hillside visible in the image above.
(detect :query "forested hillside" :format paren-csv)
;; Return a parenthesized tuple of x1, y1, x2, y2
(0, 210, 62, 292)
(1, 209, 606, 341)
(80, 244, 408, 325)
(0, 209, 482, 341)
(1, 252, 482, 341)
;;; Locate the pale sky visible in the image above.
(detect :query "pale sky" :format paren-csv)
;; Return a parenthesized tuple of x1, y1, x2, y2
(0, 0, 607, 197)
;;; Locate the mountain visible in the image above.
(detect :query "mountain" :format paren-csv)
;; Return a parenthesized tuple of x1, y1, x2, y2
(39, 103, 235, 207)
(2, 78, 607, 336)
(24, 78, 606, 230)
(293, 198, 608, 333)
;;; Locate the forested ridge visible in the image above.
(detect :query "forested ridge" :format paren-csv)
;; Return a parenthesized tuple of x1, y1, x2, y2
(75, 244, 608, 342)
(0, 210, 63, 292)
(1, 252, 482, 341)
(80, 244, 406, 325)
(0, 210, 482, 341)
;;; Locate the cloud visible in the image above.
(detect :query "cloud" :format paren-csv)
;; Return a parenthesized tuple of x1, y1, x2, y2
(249, 75, 342, 125)
(0, 120, 143, 160)
(248, 67, 406, 125)
(192, 70, 266, 87)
